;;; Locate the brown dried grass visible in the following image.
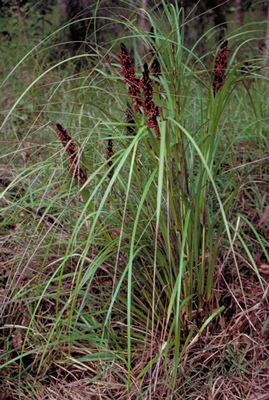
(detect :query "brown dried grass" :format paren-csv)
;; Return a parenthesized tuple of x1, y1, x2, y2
(1, 246, 269, 400)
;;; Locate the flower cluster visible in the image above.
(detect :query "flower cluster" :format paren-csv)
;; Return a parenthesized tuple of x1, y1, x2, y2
(120, 43, 161, 140)
(141, 63, 154, 115)
(107, 137, 114, 180)
(212, 40, 228, 96)
(56, 123, 87, 184)
(147, 106, 160, 140)
(141, 63, 160, 139)
(120, 43, 142, 112)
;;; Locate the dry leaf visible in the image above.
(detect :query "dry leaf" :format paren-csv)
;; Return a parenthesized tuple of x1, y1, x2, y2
(253, 252, 262, 266)
(258, 204, 269, 226)
(259, 264, 269, 275)
(247, 395, 269, 400)
(12, 330, 23, 348)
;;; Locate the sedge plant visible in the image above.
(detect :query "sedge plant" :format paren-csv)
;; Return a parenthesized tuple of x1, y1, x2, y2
(1, 1, 268, 398)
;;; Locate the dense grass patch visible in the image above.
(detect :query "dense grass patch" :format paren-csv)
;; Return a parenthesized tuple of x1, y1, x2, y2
(1, 2, 269, 399)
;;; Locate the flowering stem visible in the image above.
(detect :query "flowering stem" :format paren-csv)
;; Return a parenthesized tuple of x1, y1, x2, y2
(107, 136, 114, 180)
(119, 43, 142, 112)
(56, 123, 87, 184)
(141, 62, 160, 140)
(212, 40, 228, 96)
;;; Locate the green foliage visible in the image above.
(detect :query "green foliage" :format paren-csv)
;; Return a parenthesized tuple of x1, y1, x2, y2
(0, 1, 268, 398)
(0, 0, 56, 46)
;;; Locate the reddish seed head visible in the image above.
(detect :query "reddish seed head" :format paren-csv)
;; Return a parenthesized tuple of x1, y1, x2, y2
(212, 40, 228, 96)
(119, 43, 136, 85)
(147, 109, 160, 139)
(120, 43, 160, 140)
(141, 63, 155, 114)
(119, 43, 142, 111)
(107, 137, 114, 180)
(56, 123, 87, 184)
(56, 123, 72, 145)
(140, 64, 160, 139)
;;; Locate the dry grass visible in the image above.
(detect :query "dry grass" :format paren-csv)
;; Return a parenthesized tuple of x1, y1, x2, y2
(1, 231, 269, 400)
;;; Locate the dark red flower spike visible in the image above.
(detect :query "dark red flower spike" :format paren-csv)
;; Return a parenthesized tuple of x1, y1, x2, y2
(212, 40, 228, 96)
(56, 123, 87, 184)
(120, 44, 160, 140)
(147, 105, 160, 140)
(140, 63, 160, 140)
(140, 63, 155, 116)
(107, 136, 114, 180)
(119, 43, 135, 85)
(119, 43, 142, 112)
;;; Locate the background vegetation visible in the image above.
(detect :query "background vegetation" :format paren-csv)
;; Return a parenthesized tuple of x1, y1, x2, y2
(0, 1, 269, 399)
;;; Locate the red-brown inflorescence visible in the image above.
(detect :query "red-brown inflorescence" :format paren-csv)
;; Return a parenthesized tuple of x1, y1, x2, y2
(119, 43, 142, 112)
(107, 136, 114, 180)
(141, 63, 160, 140)
(56, 123, 87, 184)
(149, 27, 161, 80)
(147, 105, 160, 140)
(141, 63, 154, 115)
(120, 44, 160, 140)
(212, 40, 228, 96)
(119, 43, 135, 85)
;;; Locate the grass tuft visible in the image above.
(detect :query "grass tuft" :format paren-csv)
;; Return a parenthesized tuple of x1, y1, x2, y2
(1, 1, 269, 398)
